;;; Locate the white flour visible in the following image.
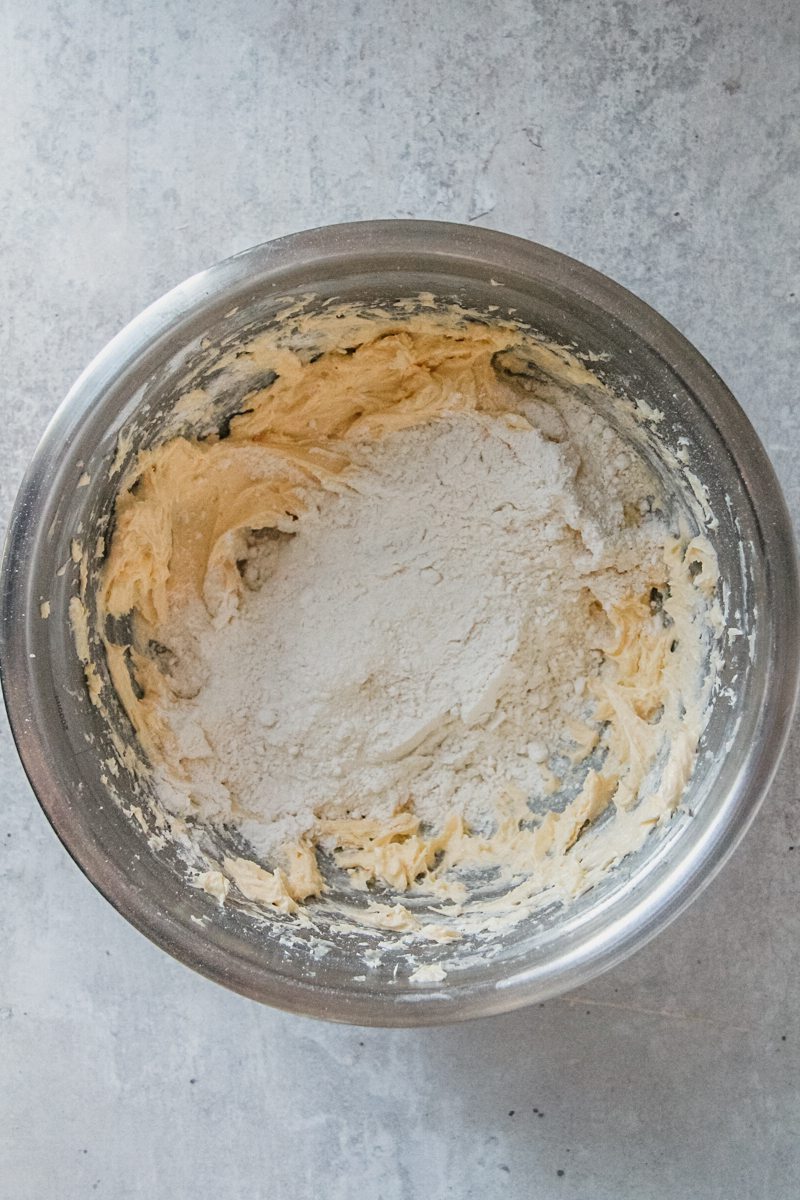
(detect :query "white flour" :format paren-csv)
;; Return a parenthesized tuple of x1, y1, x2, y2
(157, 400, 667, 858)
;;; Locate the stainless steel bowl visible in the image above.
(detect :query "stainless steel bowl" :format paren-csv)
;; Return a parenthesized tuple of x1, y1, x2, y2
(2, 221, 798, 1025)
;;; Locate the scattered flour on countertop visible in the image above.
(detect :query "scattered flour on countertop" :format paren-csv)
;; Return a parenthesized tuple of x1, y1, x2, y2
(156, 401, 668, 859)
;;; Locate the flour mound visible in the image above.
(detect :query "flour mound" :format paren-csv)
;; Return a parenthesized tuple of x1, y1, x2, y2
(158, 406, 663, 857)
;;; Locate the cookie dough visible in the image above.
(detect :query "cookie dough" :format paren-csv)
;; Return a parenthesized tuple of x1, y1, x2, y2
(92, 307, 719, 932)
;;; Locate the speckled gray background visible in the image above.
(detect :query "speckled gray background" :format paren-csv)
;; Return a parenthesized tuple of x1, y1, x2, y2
(2, 2, 799, 1197)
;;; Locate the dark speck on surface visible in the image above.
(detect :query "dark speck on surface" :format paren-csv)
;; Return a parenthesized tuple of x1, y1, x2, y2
(557, 1169, 565, 1177)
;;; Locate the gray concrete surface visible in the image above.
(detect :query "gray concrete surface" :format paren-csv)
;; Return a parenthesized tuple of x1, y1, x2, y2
(2, 1, 799, 1197)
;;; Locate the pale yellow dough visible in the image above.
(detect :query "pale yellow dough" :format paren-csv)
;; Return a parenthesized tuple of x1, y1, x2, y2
(93, 307, 719, 931)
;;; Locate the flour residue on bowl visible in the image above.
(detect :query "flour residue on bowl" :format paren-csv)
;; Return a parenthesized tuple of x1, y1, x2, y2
(81, 305, 721, 950)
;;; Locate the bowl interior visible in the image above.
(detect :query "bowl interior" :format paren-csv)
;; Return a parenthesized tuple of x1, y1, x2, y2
(3, 226, 792, 1023)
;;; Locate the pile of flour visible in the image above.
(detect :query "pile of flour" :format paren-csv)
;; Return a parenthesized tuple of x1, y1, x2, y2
(157, 397, 668, 859)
